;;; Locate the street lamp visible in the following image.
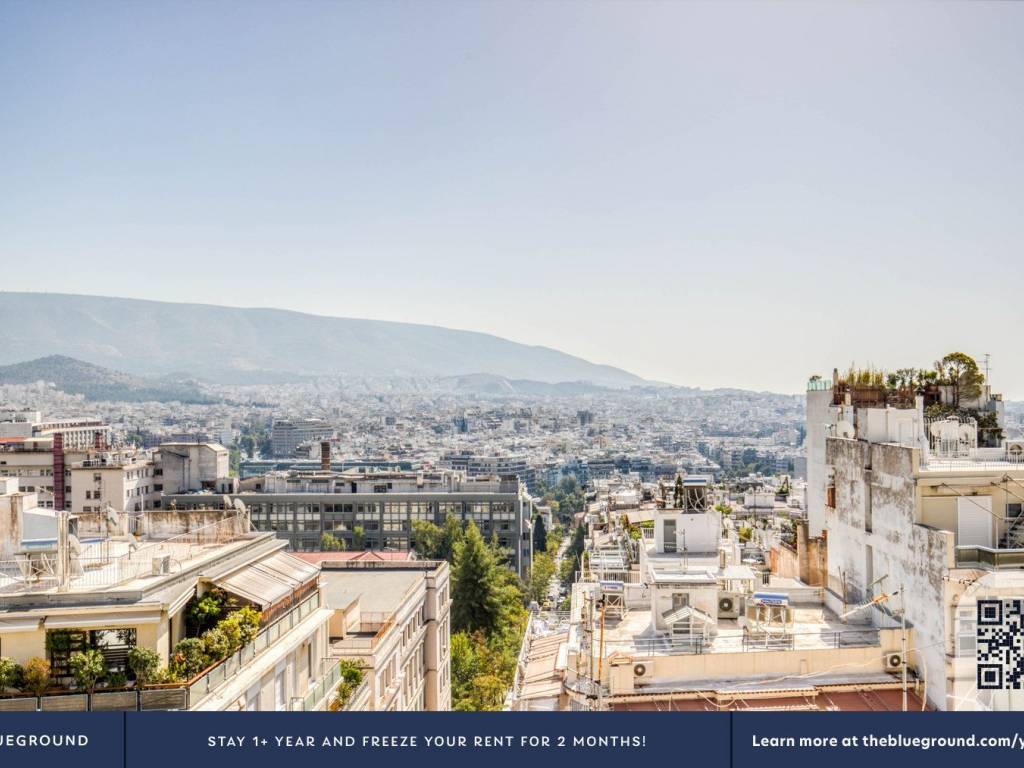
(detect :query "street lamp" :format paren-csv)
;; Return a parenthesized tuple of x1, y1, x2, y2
(840, 574, 909, 712)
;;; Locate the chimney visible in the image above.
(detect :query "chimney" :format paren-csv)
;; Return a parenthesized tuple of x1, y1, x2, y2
(320, 441, 331, 472)
(52, 432, 65, 511)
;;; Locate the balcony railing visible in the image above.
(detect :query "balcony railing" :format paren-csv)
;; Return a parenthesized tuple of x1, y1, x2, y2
(627, 628, 880, 656)
(955, 545, 1024, 570)
(0, 515, 256, 595)
(0, 591, 322, 711)
(293, 658, 360, 712)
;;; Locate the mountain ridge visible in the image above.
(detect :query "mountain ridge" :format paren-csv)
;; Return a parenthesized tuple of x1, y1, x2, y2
(0, 292, 648, 387)
(0, 354, 215, 403)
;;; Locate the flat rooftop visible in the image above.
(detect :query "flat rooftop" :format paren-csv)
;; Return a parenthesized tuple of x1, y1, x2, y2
(598, 604, 879, 656)
(0, 519, 263, 597)
(319, 568, 422, 616)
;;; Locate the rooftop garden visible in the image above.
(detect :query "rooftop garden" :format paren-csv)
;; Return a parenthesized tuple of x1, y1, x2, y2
(0, 590, 263, 702)
(820, 352, 1003, 446)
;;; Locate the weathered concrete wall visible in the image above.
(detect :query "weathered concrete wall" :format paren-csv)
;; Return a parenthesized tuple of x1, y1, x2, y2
(825, 437, 954, 709)
(141, 508, 246, 538)
(771, 541, 800, 580)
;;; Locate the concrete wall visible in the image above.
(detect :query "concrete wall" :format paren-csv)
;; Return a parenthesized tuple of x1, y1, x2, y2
(608, 626, 906, 696)
(654, 508, 721, 554)
(825, 437, 955, 709)
(805, 388, 836, 537)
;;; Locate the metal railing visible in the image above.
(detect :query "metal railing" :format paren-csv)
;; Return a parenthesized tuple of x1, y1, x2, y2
(955, 545, 1024, 570)
(192, 591, 322, 700)
(0, 594, 322, 711)
(296, 659, 348, 711)
(0, 515, 255, 595)
(627, 628, 880, 656)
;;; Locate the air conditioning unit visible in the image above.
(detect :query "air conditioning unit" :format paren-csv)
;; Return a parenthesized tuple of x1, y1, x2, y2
(884, 651, 904, 672)
(151, 556, 171, 575)
(718, 594, 742, 619)
(633, 662, 651, 680)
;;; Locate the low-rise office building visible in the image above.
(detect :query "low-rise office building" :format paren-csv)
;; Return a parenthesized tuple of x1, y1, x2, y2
(166, 468, 534, 578)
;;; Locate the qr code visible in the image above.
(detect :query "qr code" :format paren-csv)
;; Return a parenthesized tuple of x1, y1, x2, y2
(977, 599, 1024, 689)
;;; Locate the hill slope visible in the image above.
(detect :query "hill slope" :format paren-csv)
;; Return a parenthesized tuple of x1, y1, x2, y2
(0, 293, 646, 387)
(0, 355, 214, 403)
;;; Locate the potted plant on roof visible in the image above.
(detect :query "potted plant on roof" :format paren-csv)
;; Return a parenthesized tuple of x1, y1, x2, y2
(22, 657, 52, 697)
(69, 649, 105, 695)
(127, 647, 160, 688)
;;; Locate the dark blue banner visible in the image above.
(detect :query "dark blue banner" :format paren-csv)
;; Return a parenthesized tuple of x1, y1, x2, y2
(5, 712, 1024, 768)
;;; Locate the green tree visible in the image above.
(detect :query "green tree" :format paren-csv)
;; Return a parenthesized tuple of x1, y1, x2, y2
(169, 638, 209, 680)
(527, 552, 556, 604)
(0, 656, 21, 691)
(673, 475, 684, 508)
(413, 514, 465, 562)
(352, 525, 365, 549)
(936, 352, 984, 407)
(22, 658, 51, 696)
(228, 446, 241, 477)
(449, 632, 480, 710)
(451, 522, 503, 634)
(532, 514, 547, 552)
(69, 649, 106, 693)
(560, 523, 586, 587)
(319, 532, 347, 552)
(127, 647, 160, 687)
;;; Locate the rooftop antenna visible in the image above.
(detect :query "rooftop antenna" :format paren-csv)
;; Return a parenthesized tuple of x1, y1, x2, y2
(983, 353, 991, 383)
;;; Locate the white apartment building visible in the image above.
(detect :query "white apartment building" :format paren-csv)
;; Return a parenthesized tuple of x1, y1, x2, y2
(538, 476, 920, 711)
(70, 447, 158, 515)
(0, 411, 111, 451)
(317, 558, 452, 711)
(806, 370, 1024, 710)
(0, 497, 338, 712)
(154, 442, 229, 494)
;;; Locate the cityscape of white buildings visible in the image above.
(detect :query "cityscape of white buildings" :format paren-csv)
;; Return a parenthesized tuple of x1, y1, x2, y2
(1, 356, 1022, 713)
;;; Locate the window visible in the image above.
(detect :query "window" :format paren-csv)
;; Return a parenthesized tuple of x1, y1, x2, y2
(956, 603, 978, 657)
(1008, 503, 1023, 519)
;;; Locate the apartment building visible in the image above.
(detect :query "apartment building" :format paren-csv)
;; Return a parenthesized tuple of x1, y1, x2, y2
(69, 447, 159, 515)
(0, 494, 338, 712)
(440, 452, 537, 491)
(312, 557, 451, 711)
(165, 468, 535, 578)
(0, 413, 113, 510)
(0, 411, 111, 451)
(154, 442, 229, 494)
(271, 419, 333, 458)
(806, 370, 1024, 711)
(530, 475, 922, 711)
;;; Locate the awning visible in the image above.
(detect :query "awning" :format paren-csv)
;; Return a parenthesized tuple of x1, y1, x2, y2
(44, 612, 162, 630)
(0, 616, 42, 633)
(214, 550, 318, 610)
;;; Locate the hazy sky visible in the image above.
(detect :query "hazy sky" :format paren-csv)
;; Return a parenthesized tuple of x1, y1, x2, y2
(2, 1, 1022, 396)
